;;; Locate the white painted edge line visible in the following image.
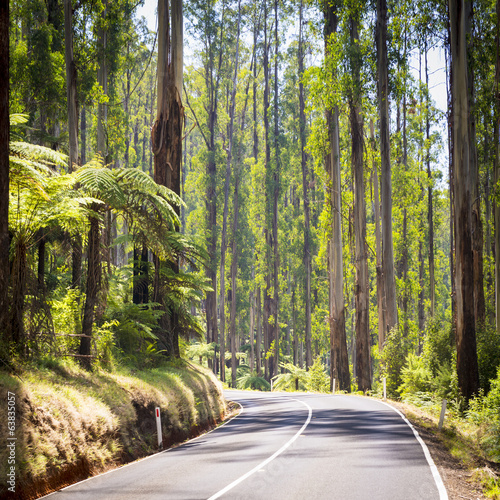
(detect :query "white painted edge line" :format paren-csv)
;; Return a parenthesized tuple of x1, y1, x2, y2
(40, 400, 244, 499)
(378, 400, 449, 500)
(207, 398, 313, 500)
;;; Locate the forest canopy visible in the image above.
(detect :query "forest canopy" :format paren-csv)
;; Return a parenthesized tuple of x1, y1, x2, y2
(1, 0, 500, 427)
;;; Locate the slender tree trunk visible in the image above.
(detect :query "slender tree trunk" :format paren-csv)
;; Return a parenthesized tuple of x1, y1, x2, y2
(299, 0, 312, 375)
(263, 5, 272, 381)
(230, 178, 240, 388)
(81, 106, 86, 165)
(97, 1, 107, 160)
(271, 0, 281, 376)
(371, 121, 386, 350)
(80, 214, 101, 369)
(0, 0, 9, 343)
(256, 287, 262, 375)
(64, 0, 78, 171)
(449, 0, 479, 402)
(424, 47, 435, 319)
(220, 0, 241, 386)
(376, 0, 398, 334)
(350, 14, 371, 392)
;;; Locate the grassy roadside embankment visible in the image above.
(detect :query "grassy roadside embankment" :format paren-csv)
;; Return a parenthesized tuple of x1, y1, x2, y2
(0, 359, 227, 499)
(381, 396, 500, 499)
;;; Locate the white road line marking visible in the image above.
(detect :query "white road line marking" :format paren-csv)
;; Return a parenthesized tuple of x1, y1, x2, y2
(207, 398, 313, 500)
(379, 400, 449, 500)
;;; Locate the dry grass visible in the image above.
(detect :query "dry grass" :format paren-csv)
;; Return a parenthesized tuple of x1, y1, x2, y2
(0, 359, 226, 499)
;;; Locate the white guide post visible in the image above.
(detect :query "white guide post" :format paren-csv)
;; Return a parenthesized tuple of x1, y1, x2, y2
(155, 407, 163, 450)
(438, 399, 447, 431)
(332, 378, 336, 394)
(383, 377, 387, 401)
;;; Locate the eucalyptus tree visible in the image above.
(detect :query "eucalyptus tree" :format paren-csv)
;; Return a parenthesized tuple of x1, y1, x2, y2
(347, 3, 371, 392)
(376, 0, 397, 339)
(322, 0, 350, 391)
(449, 0, 479, 402)
(64, 0, 78, 171)
(152, 0, 184, 358)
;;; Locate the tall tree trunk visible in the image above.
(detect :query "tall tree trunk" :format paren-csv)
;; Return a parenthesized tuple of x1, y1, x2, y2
(350, 14, 371, 392)
(97, 1, 108, 160)
(230, 178, 240, 388)
(64, 0, 78, 171)
(424, 47, 435, 319)
(323, 0, 350, 391)
(152, 0, 184, 358)
(80, 214, 101, 369)
(0, 0, 9, 344)
(219, 0, 241, 386)
(256, 287, 262, 375)
(263, 4, 272, 381)
(449, 0, 479, 402)
(81, 106, 86, 165)
(299, 0, 312, 375)
(371, 121, 386, 350)
(465, 1, 486, 326)
(376, 0, 398, 334)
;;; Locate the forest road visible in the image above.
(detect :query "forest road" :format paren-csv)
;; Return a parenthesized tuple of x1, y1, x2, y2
(42, 390, 448, 500)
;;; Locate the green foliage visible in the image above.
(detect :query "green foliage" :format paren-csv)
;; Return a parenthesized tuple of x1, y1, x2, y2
(305, 357, 330, 393)
(421, 319, 454, 377)
(398, 353, 432, 397)
(236, 373, 271, 391)
(380, 327, 407, 398)
(476, 322, 500, 393)
(273, 362, 308, 392)
(186, 343, 216, 364)
(467, 367, 500, 462)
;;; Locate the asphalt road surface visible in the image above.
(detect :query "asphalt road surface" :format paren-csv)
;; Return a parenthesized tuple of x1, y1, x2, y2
(43, 390, 448, 500)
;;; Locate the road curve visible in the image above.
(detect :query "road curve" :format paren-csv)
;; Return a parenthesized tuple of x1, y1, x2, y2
(42, 390, 447, 500)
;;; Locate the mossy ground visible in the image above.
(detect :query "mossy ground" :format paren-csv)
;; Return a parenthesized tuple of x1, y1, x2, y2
(0, 358, 226, 499)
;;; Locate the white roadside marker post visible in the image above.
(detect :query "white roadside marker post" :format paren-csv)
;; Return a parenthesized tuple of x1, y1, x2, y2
(383, 377, 387, 401)
(438, 399, 447, 431)
(155, 407, 163, 450)
(332, 378, 336, 394)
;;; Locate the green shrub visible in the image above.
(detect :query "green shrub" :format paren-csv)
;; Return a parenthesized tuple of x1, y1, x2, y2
(398, 353, 432, 397)
(476, 322, 500, 392)
(381, 327, 407, 398)
(467, 367, 500, 462)
(305, 358, 330, 393)
(422, 319, 453, 377)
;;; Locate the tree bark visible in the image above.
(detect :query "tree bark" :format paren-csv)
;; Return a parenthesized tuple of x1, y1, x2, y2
(370, 121, 386, 351)
(299, 0, 312, 375)
(152, 0, 184, 358)
(230, 178, 240, 388)
(220, 0, 241, 386)
(449, 0, 479, 402)
(80, 215, 101, 369)
(465, 1, 486, 326)
(350, 14, 371, 392)
(64, 0, 78, 171)
(0, 0, 9, 344)
(323, 0, 350, 391)
(97, 1, 108, 161)
(376, 0, 398, 334)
